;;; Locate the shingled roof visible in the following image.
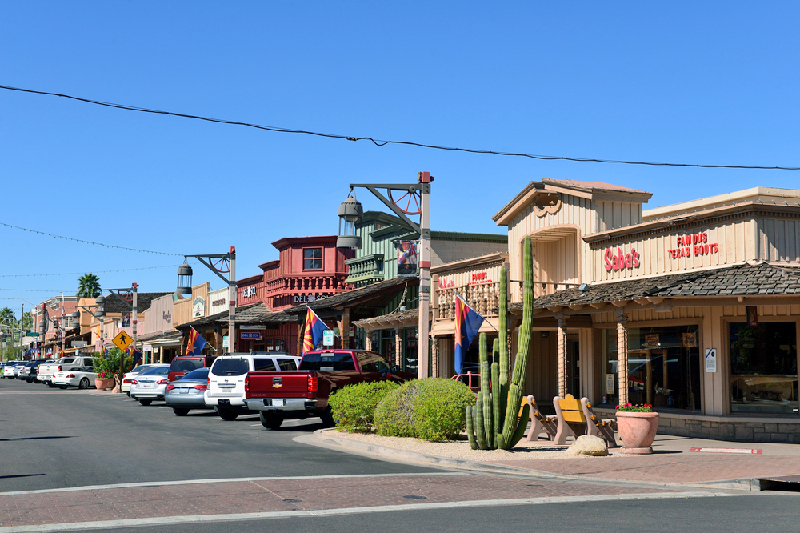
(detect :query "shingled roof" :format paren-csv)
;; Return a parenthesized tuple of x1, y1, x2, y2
(281, 276, 419, 318)
(102, 292, 173, 314)
(510, 262, 800, 314)
(175, 302, 298, 331)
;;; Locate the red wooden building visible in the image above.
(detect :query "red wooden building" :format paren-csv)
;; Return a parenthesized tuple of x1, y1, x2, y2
(236, 235, 354, 353)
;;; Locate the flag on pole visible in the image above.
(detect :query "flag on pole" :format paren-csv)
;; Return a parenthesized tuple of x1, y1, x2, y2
(454, 294, 485, 374)
(186, 327, 207, 355)
(302, 307, 329, 354)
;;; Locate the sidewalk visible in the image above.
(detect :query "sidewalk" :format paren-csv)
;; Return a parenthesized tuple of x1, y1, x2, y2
(298, 430, 800, 490)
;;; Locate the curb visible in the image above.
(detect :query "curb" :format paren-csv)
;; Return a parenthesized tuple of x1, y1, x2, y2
(294, 430, 756, 492)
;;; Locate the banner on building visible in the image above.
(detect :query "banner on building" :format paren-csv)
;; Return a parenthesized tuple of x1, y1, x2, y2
(396, 241, 418, 276)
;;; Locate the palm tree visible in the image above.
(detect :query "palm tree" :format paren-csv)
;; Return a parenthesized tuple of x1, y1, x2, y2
(0, 307, 15, 326)
(77, 274, 101, 298)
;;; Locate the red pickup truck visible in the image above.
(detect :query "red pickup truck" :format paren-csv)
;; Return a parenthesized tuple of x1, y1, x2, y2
(244, 349, 414, 429)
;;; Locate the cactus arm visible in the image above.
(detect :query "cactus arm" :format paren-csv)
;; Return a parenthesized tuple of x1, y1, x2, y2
(466, 405, 477, 450)
(475, 391, 487, 450)
(508, 404, 530, 448)
(498, 266, 509, 421)
(491, 360, 500, 450)
(479, 333, 493, 448)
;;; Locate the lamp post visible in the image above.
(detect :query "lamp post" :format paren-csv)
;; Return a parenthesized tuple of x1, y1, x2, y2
(336, 171, 433, 379)
(178, 247, 236, 353)
(71, 296, 106, 353)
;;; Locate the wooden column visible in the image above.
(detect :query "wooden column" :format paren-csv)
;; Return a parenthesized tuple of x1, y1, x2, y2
(431, 274, 439, 320)
(394, 327, 402, 367)
(557, 315, 566, 398)
(364, 329, 373, 351)
(616, 310, 629, 406)
(339, 308, 350, 349)
(431, 338, 440, 377)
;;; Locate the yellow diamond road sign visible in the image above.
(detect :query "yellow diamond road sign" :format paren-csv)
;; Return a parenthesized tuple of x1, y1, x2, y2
(113, 331, 133, 351)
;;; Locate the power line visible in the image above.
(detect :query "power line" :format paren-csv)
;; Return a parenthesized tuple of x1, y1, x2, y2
(2, 84, 798, 172)
(0, 265, 180, 278)
(0, 221, 182, 256)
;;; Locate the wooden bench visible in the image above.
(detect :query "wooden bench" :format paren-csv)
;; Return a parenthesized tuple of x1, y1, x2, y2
(525, 395, 558, 442)
(552, 394, 617, 447)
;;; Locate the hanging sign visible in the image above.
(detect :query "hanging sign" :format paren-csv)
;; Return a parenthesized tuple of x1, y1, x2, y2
(705, 348, 717, 373)
(396, 241, 419, 276)
(682, 332, 698, 348)
(193, 297, 206, 318)
(645, 334, 660, 349)
(605, 374, 616, 395)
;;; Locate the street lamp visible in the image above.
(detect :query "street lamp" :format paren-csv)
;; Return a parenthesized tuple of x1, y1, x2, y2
(178, 247, 236, 353)
(337, 171, 433, 379)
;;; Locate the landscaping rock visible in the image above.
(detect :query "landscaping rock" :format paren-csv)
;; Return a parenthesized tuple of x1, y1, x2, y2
(566, 435, 608, 456)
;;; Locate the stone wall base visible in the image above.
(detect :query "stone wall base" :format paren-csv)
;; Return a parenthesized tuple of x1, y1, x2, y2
(657, 416, 800, 443)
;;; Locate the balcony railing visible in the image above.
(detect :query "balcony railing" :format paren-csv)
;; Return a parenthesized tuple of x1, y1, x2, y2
(436, 282, 500, 319)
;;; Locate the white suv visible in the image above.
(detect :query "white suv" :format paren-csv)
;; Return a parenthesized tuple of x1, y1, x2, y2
(205, 352, 300, 420)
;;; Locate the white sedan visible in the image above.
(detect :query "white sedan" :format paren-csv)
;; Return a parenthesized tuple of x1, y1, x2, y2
(52, 367, 97, 389)
(129, 365, 170, 405)
(122, 364, 163, 395)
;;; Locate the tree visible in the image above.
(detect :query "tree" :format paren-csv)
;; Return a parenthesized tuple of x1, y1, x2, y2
(0, 307, 15, 326)
(77, 274, 101, 298)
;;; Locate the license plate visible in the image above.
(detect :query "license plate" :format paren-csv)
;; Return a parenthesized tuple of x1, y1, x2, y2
(273, 399, 284, 407)
(178, 388, 188, 394)
(143, 384, 152, 388)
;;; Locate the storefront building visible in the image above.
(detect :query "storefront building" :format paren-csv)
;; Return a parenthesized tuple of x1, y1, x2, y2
(481, 179, 800, 442)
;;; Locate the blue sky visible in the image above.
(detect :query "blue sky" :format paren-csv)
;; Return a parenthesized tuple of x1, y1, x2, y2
(1, 2, 799, 319)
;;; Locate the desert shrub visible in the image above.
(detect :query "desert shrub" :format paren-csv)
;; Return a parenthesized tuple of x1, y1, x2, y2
(327, 380, 400, 433)
(374, 378, 476, 441)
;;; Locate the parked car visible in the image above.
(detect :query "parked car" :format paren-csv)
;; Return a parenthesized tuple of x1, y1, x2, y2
(206, 352, 301, 420)
(168, 355, 218, 382)
(24, 360, 47, 383)
(129, 365, 170, 405)
(6, 362, 27, 379)
(0, 362, 22, 378)
(244, 349, 413, 429)
(122, 364, 163, 395)
(52, 358, 97, 389)
(39, 356, 94, 387)
(164, 367, 211, 416)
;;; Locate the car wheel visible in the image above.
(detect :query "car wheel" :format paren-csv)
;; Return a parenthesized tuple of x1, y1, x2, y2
(139, 399, 152, 406)
(320, 407, 335, 427)
(260, 412, 283, 429)
(78, 378, 90, 389)
(47, 382, 55, 388)
(218, 408, 239, 421)
(173, 408, 190, 416)
(126, 392, 130, 397)
(57, 384, 68, 389)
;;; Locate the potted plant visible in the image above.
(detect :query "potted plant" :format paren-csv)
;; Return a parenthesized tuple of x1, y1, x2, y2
(615, 403, 659, 454)
(94, 370, 115, 391)
(93, 348, 131, 391)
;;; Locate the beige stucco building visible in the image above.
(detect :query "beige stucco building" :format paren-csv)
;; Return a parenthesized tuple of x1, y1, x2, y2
(433, 179, 800, 442)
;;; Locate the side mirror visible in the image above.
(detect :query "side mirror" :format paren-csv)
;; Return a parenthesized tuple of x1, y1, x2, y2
(390, 365, 400, 373)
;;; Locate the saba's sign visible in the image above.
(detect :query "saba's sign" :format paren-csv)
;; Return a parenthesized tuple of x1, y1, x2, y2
(604, 246, 640, 272)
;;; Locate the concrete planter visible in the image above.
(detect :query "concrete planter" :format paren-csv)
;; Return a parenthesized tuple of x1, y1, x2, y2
(94, 377, 115, 391)
(616, 411, 659, 454)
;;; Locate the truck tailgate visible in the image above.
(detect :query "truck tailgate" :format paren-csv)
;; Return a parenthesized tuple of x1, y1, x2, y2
(246, 371, 312, 398)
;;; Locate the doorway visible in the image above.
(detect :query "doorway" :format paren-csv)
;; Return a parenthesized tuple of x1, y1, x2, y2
(566, 335, 580, 396)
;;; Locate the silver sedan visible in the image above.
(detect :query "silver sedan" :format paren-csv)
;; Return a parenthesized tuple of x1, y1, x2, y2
(165, 368, 211, 416)
(129, 365, 170, 406)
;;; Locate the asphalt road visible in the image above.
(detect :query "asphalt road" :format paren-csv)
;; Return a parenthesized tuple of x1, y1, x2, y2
(2, 377, 799, 532)
(0, 377, 435, 492)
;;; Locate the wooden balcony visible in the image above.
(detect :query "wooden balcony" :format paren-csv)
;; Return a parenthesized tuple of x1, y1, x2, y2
(435, 282, 500, 319)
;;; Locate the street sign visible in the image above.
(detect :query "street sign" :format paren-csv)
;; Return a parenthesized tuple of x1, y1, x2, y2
(322, 330, 334, 347)
(112, 331, 133, 351)
(222, 336, 229, 348)
(27, 332, 39, 337)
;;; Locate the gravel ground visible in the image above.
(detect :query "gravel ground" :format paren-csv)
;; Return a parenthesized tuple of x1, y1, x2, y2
(324, 429, 615, 461)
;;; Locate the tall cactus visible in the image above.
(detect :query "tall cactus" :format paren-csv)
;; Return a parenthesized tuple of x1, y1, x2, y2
(467, 236, 534, 450)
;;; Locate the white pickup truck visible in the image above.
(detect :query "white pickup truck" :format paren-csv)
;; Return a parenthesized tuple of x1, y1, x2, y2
(38, 356, 95, 387)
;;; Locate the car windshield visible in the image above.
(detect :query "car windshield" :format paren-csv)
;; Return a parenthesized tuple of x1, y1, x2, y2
(211, 358, 249, 376)
(140, 366, 169, 376)
(300, 352, 356, 372)
(180, 368, 210, 380)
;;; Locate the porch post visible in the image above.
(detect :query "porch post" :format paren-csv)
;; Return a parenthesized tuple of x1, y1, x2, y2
(364, 328, 373, 351)
(339, 308, 350, 349)
(616, 310, 629, 406)
(557, 314, 566, 398)
(394, 327, 402, 367)
(431, 337, 440, 377)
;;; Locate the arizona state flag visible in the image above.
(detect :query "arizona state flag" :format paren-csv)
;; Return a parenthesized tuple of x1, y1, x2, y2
(302, 307, 328, 354)
(186, 327, 207, 355)
(454, 295, 484, 374)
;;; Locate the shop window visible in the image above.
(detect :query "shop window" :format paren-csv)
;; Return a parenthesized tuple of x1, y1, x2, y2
(303, 248, 323, 270)
(403, 328, 418, 374)
(730, 322, 798, 415)
(601, 326, 701, 411)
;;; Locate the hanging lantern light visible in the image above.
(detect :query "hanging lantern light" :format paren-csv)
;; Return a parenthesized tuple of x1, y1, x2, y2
(336, 194, 363, 249)
(177, 261, 193, 295)
(95, 294, 106, 318)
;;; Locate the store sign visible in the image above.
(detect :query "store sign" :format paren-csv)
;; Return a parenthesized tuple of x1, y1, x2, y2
(242, 286, 258, 299)
(71, 341, 87, 348)
(162, 311, 172, 324)
(645, 334, 660, 349)
(604, 247, 640, 271)
(668, 232, 719, 259)
(241, 331, 262, 340)
(293, 294, 329, 303)
(212, 298, 226, 307)
(705, 348, 717, 373)
(192, 297, 206, 318)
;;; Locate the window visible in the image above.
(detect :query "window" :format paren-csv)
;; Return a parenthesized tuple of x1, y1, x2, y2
(277, 359, 298, 371)
(730, 322, 797, 415)
(211, 358, 249, 376)
(299, 352, 355, 371)
(303, 248, 323, 270)
(253, 358, 275, 372)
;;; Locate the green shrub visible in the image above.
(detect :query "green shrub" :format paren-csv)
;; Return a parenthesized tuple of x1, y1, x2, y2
(374, 378, 477, 441)
(327, 380, 400, 433)
(93, 348, 133, 380)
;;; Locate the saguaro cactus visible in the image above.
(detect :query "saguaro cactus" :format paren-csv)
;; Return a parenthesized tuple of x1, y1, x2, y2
(466, 236, 533, 450)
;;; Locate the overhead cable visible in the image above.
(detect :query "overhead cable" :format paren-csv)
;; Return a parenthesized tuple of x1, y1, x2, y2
(1, 84, 798, 171)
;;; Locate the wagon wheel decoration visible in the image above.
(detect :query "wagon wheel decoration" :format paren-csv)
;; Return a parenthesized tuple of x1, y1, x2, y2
(211, 257, 231, 274)
(388, 189, 422, 215)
